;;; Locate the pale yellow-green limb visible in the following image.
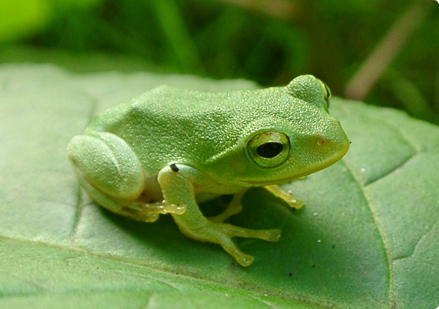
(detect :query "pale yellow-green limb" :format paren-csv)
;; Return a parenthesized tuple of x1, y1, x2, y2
(158, 166, 280, 267)
(208, 191, 245, 223)
(265, 185, 304, 209)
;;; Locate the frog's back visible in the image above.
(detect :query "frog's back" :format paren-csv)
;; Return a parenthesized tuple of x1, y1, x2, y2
(86, 86, 246, 166)
(86, 84, 304, 165)
(89, 86, 232, 128)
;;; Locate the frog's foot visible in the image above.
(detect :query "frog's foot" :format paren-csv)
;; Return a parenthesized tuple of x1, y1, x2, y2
(136, 213, 160, 223)
(265, 185, 304, 209)
(184, 222, 281, 267)
(135, 201, 186, 216)
(71, 164, 187, 222)
(127, 201, 187, 222)
(209, 191, 244, 223)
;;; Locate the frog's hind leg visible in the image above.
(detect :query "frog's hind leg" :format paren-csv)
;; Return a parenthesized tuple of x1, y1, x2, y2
(73, 167, 185, 222)
(67, 132, 185, 221)
(209, 191, 245, 223)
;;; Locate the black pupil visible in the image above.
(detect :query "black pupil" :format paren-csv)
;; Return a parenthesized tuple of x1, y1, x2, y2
(256, 142, 283, 158)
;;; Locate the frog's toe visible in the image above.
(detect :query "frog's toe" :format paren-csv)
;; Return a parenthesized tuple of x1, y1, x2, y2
(222, 224, 282, 242)
(138, 202, 186, 216)
(162, 203, 187, 215)
(228, 249, 254, 267)
(220, 225, 281, 265)
(218, 236, 254, 267)
(143, 213, 159, 222)
(265, 185, 304, 209)
(129, 212, 160, 222)
(260, 229, 282, 242)
(238, 254, 254, 267)
(288, 198, 304, 209)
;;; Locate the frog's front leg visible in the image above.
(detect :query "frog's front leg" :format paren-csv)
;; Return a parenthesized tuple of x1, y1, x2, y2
(158, 165, 281, 267)
(67, 132, 186, 221)
(265, 185, 304, 209)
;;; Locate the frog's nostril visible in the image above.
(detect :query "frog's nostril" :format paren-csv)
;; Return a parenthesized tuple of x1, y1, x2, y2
(316, 137, 325, 146)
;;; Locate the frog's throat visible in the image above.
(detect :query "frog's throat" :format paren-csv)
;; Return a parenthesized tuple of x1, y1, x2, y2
(240, 174, 304, 186)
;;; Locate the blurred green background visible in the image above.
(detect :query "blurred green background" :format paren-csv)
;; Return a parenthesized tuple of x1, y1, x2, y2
(1, 0, 438, 123)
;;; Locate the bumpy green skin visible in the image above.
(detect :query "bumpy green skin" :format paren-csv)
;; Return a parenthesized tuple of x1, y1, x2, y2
(67, 75, 350, 266)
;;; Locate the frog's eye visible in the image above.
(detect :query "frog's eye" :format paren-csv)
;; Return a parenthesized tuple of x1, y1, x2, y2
(317, 79, 331, 109)
(246, 132, 291, 168)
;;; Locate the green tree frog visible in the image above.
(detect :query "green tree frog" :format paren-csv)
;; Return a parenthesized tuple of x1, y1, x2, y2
(67, 75, 349, 266)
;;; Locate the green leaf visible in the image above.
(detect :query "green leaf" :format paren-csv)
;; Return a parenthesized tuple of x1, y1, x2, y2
(0, 64, 438, 309)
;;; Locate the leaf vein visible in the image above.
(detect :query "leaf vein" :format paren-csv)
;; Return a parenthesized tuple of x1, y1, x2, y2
(393, 220, 439, 262)
(341, 159, 396, 307)
(365, 152, 418, 186)
(69, 185, 84, 241)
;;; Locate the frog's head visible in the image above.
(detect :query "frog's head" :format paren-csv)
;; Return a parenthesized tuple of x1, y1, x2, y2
(204, 75, 350, 187)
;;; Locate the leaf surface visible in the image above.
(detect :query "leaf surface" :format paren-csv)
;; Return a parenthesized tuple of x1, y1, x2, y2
(0, 64, 438, 309)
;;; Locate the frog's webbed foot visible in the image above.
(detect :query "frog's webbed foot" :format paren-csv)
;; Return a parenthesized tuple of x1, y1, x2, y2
(202, 191, 280, 266)
(208, 191, 245, 223)
(185, 222, 281, 266)
(134, 201, 186, 216)
(129, 201, 187, 222)
(265, 185, 304, 209)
